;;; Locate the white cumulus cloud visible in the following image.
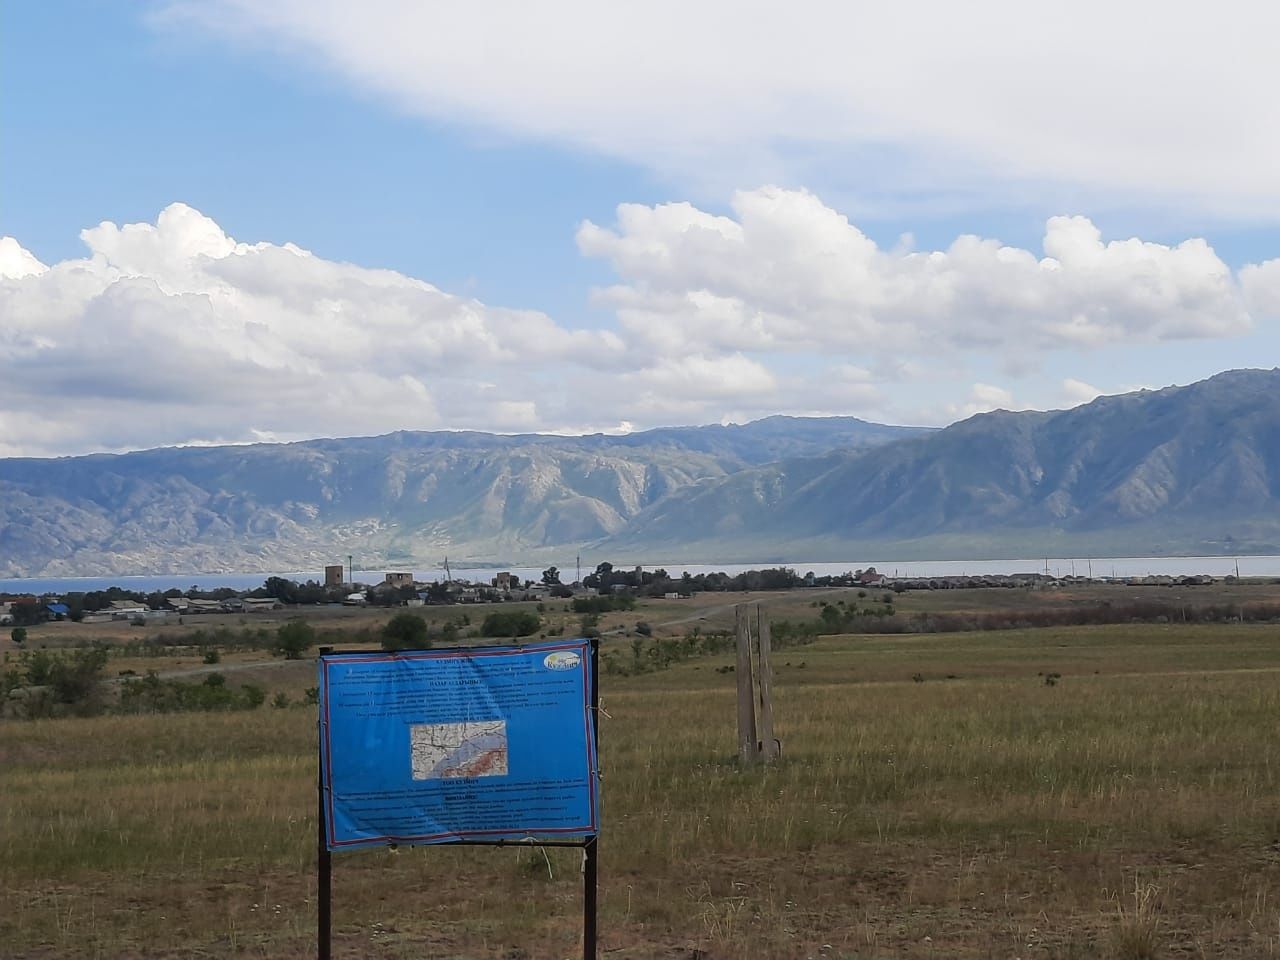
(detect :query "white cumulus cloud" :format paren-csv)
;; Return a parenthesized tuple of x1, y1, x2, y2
(578, 187, 1252, 357)
(0, 204, 624, 456)
(946, 383, 1017, 420)
(1240, 258, 1280, 318)
(0, 195, 1272, 457)
(1061, 378, 1103, 405)
(0, 238, 46, 280)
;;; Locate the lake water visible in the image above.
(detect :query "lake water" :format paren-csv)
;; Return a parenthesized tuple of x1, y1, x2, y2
(1, 555, 1277, 596)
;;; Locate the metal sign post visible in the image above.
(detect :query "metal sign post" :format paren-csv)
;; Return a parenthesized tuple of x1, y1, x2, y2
(315, 637, 600, 959)
(317, 707, 332, 960)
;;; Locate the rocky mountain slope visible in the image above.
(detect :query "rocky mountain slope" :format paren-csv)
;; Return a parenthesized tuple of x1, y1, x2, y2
(602, 369, 1280, 560)
(5, 370, 1278, 577)
(0, 417, 922, 576)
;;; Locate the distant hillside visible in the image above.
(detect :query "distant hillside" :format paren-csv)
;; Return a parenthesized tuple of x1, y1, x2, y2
(0, 416, 924, 576)
(601, 369, 1280, 560)
(7, 372, 1279, 577)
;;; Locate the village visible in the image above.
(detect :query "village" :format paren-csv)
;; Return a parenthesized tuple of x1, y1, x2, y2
(0, 558, 1233, 630)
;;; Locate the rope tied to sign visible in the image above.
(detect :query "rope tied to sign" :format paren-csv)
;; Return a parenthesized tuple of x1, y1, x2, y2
(511, 835, 556, 880)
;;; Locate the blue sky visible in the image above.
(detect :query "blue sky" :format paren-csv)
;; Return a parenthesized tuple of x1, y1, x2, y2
(2, 2, 659, 323)
(2, 1, 1279, 456)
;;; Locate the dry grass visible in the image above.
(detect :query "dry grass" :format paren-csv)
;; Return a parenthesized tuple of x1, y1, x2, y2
(4, 621, 1280, 957)
(1110, 877, 1161, 959)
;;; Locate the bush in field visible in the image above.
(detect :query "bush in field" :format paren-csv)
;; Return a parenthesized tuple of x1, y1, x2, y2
(202, 648, 221, 664)
(21, 649, 56, 686)
(600, 629, 735, 677)
(4, 645, 109, 717)
(10, 627, 26, 644)
(241, 684, 266, 708)
(382, 612, 430, 651)
(481, 611, 541, 638)
(49, 645, 109, 709)
(272, 619, 315, 660)
(119, 670, 268, 713)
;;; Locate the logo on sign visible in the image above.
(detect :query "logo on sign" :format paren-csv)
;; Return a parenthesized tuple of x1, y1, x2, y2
(544, 651, 581, 671)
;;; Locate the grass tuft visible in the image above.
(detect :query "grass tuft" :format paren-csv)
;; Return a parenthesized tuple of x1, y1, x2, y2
(1110, 877, 1162, 959)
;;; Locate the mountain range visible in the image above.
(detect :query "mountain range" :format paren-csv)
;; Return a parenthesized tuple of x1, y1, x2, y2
(2, 369, 1277, 577)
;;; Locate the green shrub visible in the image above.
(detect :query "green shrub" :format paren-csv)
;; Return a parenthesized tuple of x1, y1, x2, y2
(382, 612, 429, 651)
(241, 684, 266, 708)
(481, 611, 541, 638)
(272, 619, 314, 660)
(22, 649, 56, 686)
(118, 670, 267, 714)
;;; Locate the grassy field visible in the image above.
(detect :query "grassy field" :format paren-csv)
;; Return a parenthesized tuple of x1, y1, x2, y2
(4, 610, 1280, 957)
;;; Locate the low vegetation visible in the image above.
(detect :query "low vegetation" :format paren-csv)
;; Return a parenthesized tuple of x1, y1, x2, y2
(380, 611, 431, 651)
(118, 671, 266, 713)
(271, 618, 315, 660)
(5, 586, 1280, 957)
(1, 644, 110, 718)
(480, 610, 541, 638)
(865, 596, 1280, 634)
(571, 594, 637, 614)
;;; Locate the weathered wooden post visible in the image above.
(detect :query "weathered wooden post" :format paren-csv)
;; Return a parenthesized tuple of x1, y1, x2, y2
(735, 604, 758, 765)
(756, 608, 779, 761)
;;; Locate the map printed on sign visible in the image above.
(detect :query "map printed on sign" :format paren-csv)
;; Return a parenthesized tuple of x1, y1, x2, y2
(410, 720, 509, 779)
(318, 640, 597, 851)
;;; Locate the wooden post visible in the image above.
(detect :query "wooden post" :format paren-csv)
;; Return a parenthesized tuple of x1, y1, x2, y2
(756, 608, 779, 761)
(734, 604, 758, 764)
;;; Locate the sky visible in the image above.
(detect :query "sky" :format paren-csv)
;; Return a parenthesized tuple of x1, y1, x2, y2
(3, 1, 1280, 457)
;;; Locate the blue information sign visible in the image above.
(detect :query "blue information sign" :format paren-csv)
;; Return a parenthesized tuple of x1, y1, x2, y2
(319, 639, 598, 851)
